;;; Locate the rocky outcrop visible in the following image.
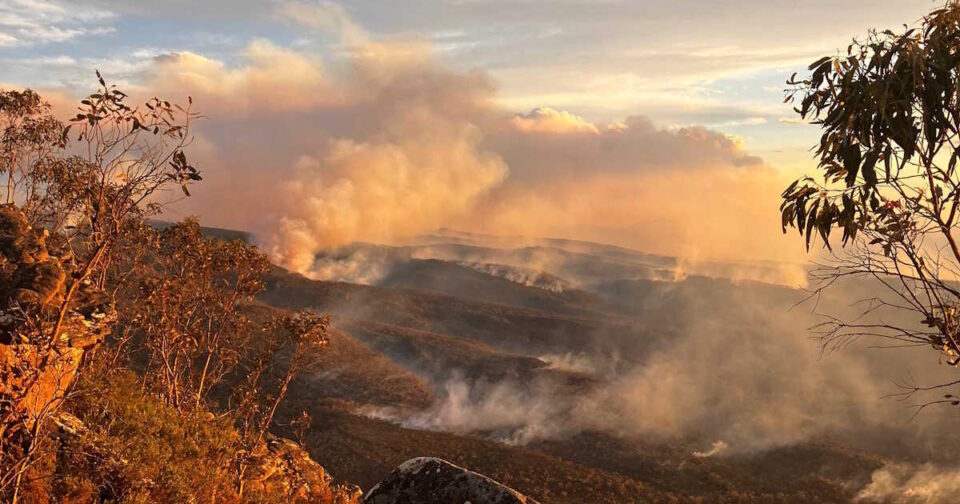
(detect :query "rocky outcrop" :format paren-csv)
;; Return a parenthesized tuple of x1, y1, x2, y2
(246, 434, 362, 502)
(0, 205, 65, 310)
(0, 205, 115, 429)
(364, 457, 539, 504)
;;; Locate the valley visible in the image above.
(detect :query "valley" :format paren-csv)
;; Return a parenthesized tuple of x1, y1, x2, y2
(250, 231, 958, 502)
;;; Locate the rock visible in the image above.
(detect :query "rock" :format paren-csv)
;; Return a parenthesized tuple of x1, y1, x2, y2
(244, 434, 363, 503)
(0, 204, 115, 432)
(0, 344, 84, 426)
(247, 435, 332, 498)
(0, 205, 64, 308)
(364, 457, 539, 504)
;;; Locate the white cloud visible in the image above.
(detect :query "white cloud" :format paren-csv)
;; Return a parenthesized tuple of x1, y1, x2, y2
(509, 107, 599, 135)
(274, 1, 369, 46)
(0, 52, 154, 90)
(709, 117, 767, 128)
(0, 0, 115, 46)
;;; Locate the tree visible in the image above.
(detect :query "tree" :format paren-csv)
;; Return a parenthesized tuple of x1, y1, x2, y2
(0, 90, 65, 206)
(0, 75, 201, 500)
(781, 2, 960, 404)
(0, 76, 350, 503)
(232, 311, 329, 496)
(129, 219, 270, 411)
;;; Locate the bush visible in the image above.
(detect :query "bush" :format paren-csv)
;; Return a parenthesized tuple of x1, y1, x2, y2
(58, 371, 241, 503)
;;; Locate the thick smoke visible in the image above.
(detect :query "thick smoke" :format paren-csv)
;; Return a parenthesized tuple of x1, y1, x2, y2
(356, 272, 960, 462)
(268, 123, 506, 273)
(103, 5, 809, 281)
(390, 376, 571, 446)
(117, 26, 958, 467)
(142, 38, 508, 274)
(857, 463, 960, 503)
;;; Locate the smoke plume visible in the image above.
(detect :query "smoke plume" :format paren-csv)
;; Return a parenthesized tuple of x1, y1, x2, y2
(353, 274, 960, 460)
(857, 463, 960, 504)
(88, 7, 809, 280)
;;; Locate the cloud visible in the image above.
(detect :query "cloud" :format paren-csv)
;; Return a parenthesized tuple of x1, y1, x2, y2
(135, 35, 508, 274)
(6, 0, 931, 134)
(21, 4, 805, 277)
(509, 107, 599, 135)
(275, 1, 369, 46)
(711, 117, 767, 128)
(149, 42, 338, 113)
(465, 114, 795, 266)
(0, 0, 115, 47)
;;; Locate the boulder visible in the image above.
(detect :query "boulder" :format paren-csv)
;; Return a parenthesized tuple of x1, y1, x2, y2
(364, 457, 539, 504)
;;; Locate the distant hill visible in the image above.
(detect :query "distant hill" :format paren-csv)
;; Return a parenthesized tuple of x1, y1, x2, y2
(150, 220, 254, 243)
(215, 226, 960, 502)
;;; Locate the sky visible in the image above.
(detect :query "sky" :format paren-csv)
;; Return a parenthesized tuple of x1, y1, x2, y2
(0, 0, 941, 276)
(0, 0, 935, 167)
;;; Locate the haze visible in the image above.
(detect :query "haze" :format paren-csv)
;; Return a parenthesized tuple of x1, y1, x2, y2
(0, 0, 935, 282)
(4, 2, 958, 503)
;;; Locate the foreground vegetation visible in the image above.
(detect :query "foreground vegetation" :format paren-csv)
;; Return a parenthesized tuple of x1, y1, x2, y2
(781, 2, 960, 405)
(0, 79, 358, 502)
